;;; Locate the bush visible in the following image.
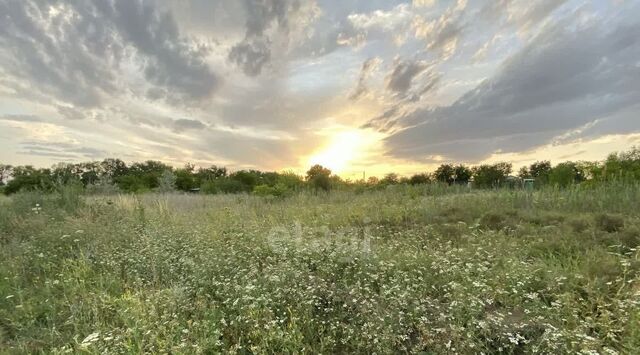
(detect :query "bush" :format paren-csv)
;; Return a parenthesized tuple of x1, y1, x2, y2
(253, 183, 290, 197)
(54, 183, 84, 213)
(619, 226, 640, 248)
(479, 212, 508, 231)
(568, 217, 590, 233)
(201, 178, 246, 194)
(86, 177, 120, 195)
(594, 213, 625, 233)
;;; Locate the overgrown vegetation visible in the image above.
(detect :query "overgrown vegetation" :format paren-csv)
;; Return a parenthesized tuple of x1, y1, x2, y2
(0, 182, 639, 353)
(2, 147, 639, 197)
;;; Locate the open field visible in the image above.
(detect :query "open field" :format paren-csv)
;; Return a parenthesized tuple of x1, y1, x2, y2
(1, 185, 639, 354)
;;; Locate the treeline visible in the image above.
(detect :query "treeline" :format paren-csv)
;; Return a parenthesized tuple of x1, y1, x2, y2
(1, 147, 639, 196)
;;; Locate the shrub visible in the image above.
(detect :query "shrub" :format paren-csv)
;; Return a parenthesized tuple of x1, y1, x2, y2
(86, 177, 120, 195)
(594, 213, 625, 233)
(479, 212, 508, 231)
(157, 170, 177, 193)
(473, 163, 512, 188)
(619, 226, 640, 248)
(409, 173, 430, 185)
(201, 178, 246, 194)
(568, 217, 590, 233)
(253, 183, 290, 197)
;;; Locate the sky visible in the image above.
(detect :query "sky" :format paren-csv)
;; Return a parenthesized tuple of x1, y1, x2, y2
(0, 0, 639, 178)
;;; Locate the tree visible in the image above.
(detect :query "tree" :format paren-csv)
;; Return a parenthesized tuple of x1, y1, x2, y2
(472, 162, 512, 188)
(434, 164, 455, 185)
(197, 165, 227, 183)
(4, 166, 55, 194)
(306, 164, 332, 191)
(0, 164, 12, 186)
(380, 173, 399, 185)
(518, 166, 531, 179)
(80, 162, 101, 186)
(51, 163, 83, 185)
(453, 165, 472, 184)
(125, 161, 172, 190)
(175, 164, 198, 191)
(276, 171, 304, 191)
(230, 170, 261, 191)
(409, 173, 430, 185)
(549, 162, 584, 187)
(157, 170, 177, 192)
(528, 161, 552, 186)
(100, 158, 128, 179)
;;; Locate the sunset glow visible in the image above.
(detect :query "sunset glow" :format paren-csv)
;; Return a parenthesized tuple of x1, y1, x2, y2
(307, 130, 374, 174)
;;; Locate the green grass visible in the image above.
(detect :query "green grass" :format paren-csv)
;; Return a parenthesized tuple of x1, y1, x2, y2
(1, 186, 639, 354)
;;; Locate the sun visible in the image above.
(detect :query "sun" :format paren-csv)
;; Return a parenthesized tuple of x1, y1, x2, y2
(306, 130, 371, 174)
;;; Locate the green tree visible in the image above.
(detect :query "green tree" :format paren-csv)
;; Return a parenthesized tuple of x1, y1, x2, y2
(175, 164, 198, 191)
(472, 162, 512, 188)
(549, 162, 584, 188)
(4, 166, 55, 195)
(100, 158, 128, 179)
(306, 164, 332, 191)
(517, 166, 531, 179)
(230, 170, 261, 192)
(453, 165, 472, 184)
(197, 165, 227, 184)
(380, 173, 399, 185)
(434, 164, 455, 185)
(276, 171, 304, 191)
(409, 173, 430, 185)
(528, 161, 552, 186)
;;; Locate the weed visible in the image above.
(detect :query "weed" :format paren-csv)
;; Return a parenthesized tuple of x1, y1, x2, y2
(595, 213, 625, 233)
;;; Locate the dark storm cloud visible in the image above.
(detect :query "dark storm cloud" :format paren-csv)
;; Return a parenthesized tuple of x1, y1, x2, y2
(382, 13, 640, 162)
(0, 0, 218, 111)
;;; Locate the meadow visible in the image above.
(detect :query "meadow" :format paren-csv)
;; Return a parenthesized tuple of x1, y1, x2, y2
(0, 184, 639, 354)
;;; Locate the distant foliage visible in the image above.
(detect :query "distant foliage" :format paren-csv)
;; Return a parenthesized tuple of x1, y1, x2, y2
(472, 162, 512, 188)
(381, 173, 400, 185)
(548, 162, 585, 188)
(408, 173, 430, 185)
(2, 147, 640, 196)
(306, 164, 332, 191)
(157, 170, 177, 193)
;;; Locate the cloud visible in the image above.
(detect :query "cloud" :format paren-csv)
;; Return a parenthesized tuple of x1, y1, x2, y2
(506, 0, 570, 34)
(228, 39, 272, 77)
(228, 0, 320, 76)
(413, 0, 435, 8)
(338, 3, 414, 48)
(19, 141, 108, 160)
(412, 0, 467, 59)
(0, 0, 218, 111)
(173, 118, 207, 132)
(0, 114, 43, 123)
(382, 10, 640, 162)
(385, 59, 433, 96)
(349, 57, 382, 100)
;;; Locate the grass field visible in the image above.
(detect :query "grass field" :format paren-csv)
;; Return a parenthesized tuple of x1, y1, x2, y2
(1, 185, 639, 354)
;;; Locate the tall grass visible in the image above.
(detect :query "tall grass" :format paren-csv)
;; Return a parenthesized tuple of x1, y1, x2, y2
(0, 185, 639, 353)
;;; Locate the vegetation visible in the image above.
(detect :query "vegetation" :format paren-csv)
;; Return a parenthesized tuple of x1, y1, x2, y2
(0, 182, 639, 353)
(2, 147, 640, 197)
